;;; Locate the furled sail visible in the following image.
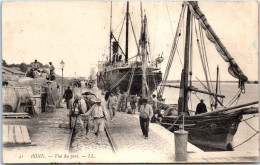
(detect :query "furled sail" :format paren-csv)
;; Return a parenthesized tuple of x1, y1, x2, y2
(186, 1, 248, 90)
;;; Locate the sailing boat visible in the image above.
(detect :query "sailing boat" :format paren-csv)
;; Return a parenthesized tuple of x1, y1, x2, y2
(159, 1, 259, 151)
(97, 2, 162, 96)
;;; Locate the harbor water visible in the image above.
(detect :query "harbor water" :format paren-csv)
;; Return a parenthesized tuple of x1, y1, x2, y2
(162, 82, 259, 153)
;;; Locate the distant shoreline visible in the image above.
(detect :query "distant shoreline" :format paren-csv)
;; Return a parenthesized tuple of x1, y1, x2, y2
(166, 80, 258, 84)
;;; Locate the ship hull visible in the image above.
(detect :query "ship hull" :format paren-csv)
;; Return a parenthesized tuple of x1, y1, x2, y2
(97, 66, 162, 95)
(161, 111, 243, 151)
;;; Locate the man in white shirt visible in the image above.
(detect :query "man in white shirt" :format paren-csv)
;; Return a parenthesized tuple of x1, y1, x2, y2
(107, 92, 117, 120)
(152, 94, 158, 111)
(81, 98, 109, 144)
(139, 98, 153, 139)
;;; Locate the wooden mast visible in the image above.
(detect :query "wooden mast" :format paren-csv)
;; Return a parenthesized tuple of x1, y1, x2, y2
(109, 1, 112, 63)
(178, 6, 191, 116)
(215, 65, 219, 109)
(141, 15, 148, 98)
(125, 1, 129, 63)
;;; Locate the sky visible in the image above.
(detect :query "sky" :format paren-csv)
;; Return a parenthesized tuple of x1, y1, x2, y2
(2, 1, 258, 81)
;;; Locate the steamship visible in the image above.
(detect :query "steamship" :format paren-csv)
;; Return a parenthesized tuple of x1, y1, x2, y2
(97, 2, 163, 96)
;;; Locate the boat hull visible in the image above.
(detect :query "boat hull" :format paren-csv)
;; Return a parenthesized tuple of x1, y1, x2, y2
(161, 111, 243, 151)
(97, 66, 162, 95)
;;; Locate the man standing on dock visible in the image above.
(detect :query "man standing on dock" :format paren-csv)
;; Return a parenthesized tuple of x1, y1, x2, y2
(130, 95, 137, 114)
(81, 98, 109, 144)
(139, 98, 153, 139)
(152, 94, 158, 111)
(63, 86, 73, 109)
(107, 92, 117, 120)
(41, 82, 48, 113)
(49, 62, 55, 80)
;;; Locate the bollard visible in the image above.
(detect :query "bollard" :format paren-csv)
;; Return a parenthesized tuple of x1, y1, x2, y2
(174, 129, 189, 161)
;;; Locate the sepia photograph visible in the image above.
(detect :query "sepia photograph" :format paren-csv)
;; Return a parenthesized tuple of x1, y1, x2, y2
(2, 1, 259, 163)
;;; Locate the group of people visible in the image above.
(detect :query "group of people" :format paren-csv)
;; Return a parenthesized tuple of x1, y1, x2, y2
(106, 91, 155, 139)
(27, 60, 55, 81)
(62, 86, 109, 144)
(61, 85, 208, 144)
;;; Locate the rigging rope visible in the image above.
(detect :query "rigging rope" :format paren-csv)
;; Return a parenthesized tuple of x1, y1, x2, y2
(166, 2, 183, 68)
(199, 24, 212, 93)
(129, 15, 139, 53)
(186, 2, 248, 91)
(232, 131, 259, 149)
(231, 114, 259, 149)
(109, 69, 131, 90)
(225, 90, 242, 107)
(200, 25, 214, 93)
(195, 19, 215, 110)
(166, 2, 174, 36)
(152, 2, 159, 60)
(242, 118, 258, 133)
(118, 15, 126, 41)
(243, 115, 258, 122)
(158, 5, 186, 97)
(127, 64, 137, 94)
(113, 16, 126, 33)
(167, 115, 183, 130)
(176, 46, 184, 67)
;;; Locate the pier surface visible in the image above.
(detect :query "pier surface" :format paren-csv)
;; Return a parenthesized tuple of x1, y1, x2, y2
(106, 111, 202, 163)
(106, 111, 259, 163)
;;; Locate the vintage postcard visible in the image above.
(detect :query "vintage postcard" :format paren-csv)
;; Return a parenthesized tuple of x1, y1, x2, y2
(2, 1, 259, 163)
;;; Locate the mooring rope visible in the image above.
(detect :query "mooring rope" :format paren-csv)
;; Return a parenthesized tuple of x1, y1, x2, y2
(231, 116, 259, 149)
(232, 131, 259, 149)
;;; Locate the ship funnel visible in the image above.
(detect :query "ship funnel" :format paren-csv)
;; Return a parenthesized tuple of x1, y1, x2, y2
(112, 41, 119, 54)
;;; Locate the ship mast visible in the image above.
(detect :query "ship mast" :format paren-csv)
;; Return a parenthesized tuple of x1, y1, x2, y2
(109, 1, 112, 63)
(178, 6, 191, 116)
(141, 13, 148, 97)
(215, 65, 219, 109)
(125, 1, 129, 63)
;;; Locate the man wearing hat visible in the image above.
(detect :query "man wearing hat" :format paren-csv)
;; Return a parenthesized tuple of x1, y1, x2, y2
(46, 81, 54, 105)
(195, 99, 207, 115)
(63, 86, 73, 109)
(151, 94, 158, 111)
(72, 94, 88, 137)
(139, 98, 153, 139)
(81, 98, 109, 144)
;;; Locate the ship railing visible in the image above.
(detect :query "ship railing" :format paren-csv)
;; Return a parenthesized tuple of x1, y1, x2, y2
(98, 59, 161, 72)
